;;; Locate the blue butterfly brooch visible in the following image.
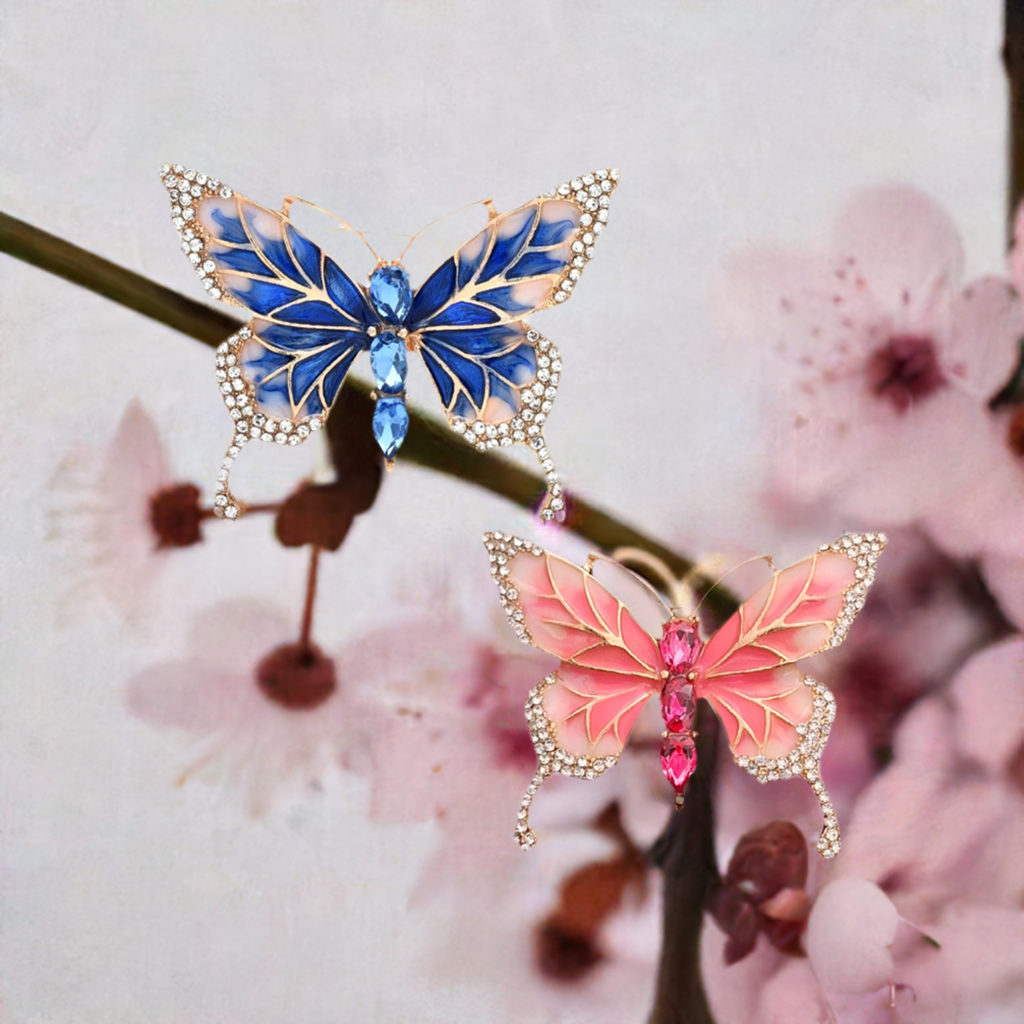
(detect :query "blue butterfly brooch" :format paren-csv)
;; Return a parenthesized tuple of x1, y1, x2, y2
(161, 164, 619, 522)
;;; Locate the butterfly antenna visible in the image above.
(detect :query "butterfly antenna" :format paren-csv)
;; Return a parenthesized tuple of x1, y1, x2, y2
(281, 195, 381, 262)
(692, 554, 776, 616)
(397, 196, 501, 262)
(584, 550, 675, 619)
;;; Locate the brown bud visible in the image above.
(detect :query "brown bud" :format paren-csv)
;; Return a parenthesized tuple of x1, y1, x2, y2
(149, 483, 204, 548)
(255, 641, 337, 711)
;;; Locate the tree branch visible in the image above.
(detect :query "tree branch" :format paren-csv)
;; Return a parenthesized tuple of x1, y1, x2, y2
(0, 209, 735, 621)
(1005, 0, 1024, 234)
(648, 705, 722, 1024)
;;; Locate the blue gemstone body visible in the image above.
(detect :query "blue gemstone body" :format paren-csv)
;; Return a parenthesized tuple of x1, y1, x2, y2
(369, 265, 413, 323)
(369, 330, 407, 394)
(372, 397, 409, 459)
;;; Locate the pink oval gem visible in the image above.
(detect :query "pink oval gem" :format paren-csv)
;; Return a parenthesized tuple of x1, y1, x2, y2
(660, 619, 702, 674)
(661, 734, 698, 791)
(661, 678, 696, 733)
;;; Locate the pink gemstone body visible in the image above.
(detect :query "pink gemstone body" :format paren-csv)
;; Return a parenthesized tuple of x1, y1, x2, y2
(659, 619, 703, 797)
(661, 678, 696, 733)
(660, 734, 698, 790)
(659, 619, 702, 675)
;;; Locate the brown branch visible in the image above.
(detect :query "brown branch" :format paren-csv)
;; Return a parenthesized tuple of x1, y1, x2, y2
(647, 704, 722, 1024)
(0, 210, 734, 618)
(1005, 0, 1024, 234)
(0, 207, 739, 1021)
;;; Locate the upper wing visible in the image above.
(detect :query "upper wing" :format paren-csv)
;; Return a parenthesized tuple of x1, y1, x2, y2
(410, 169, 618, 424)
(484, 531, 662, 761)
(693, 532, 888, 761)
(161, 165, 370, 420)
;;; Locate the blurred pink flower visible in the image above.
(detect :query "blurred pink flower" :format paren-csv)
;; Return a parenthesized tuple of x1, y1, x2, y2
(126, 600, 352, 815)
(348, 610, 672, 883)
(413, 797, 663, 1024)
(718, 186, 1024, 553)
(50, 401, 206, 622)
(705, 638, 1024, 1021)
(340, 607, 669, 1018)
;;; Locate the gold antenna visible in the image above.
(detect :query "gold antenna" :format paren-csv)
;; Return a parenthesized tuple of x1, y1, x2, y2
(612, 547, 734, 617)
(584, 550, 676, 619)
(281, 195, 381, 263)
(397, 196, 502, 262)
(693, 554, 776, 616)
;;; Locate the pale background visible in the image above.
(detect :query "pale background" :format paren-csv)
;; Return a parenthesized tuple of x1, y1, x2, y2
(0, 2, 1010, 1021)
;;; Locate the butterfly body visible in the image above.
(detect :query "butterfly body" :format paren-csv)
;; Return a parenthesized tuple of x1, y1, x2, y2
(483, 530, 887, 857)
(162, 164, 619, 520)
(657, 618, 702, 802)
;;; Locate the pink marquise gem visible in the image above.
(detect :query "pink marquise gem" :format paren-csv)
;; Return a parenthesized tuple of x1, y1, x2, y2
(661, 734, 698, 791)
(660, 619, 702, 675)
(661, 678, 696, 733)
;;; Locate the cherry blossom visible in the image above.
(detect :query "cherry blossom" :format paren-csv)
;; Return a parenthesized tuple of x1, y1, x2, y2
(718, 186, 1024, 547)
(49, 401, 206, 622)
(126, 601, 353, 815)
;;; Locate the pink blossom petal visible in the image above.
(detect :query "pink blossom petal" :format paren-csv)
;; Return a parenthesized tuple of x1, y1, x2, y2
(839, 700, 953, 881)
(759, 887, 811, 922)
(755, 958, 828, 1024)
(947, 277, 1024, 398)
(921, 415, 1024, 560)
(771, 382, 997, 528)
(952, 638, 1024, 773)
(701, 918, 779, 1024)
(806, 878, 898, 994)
(927, 906, 1024, 1000)
(50, 400, 171, 622)
(981, 552, 1024, 631)
(102, 400, 167, 505)
(831, 186, 963, 331)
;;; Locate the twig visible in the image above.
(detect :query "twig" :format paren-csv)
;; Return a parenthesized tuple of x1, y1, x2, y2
(298, 545, 321, 656)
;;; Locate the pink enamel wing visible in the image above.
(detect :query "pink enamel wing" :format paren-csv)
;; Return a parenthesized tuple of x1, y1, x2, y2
(483, 530, 888, 858)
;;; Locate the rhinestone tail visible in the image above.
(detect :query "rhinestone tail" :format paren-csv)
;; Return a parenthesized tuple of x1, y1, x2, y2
(733, 677, 842, 858)
(449, 333, 566, 524)
(517, 672, 619, 849)
(209, 330, 325, 522)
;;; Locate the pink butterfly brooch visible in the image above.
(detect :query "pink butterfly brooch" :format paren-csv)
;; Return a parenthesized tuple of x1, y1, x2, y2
(484, 530, 888, 858)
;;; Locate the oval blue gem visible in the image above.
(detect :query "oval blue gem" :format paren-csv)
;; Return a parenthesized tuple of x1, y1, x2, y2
(369, 264, 412, 323)
(372, 397, 409, 459)
(369, 330, 407, 394)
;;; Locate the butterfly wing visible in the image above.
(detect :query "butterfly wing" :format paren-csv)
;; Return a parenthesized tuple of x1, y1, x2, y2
(693, 532, 888, 857)
(162, 165, 372, 424)
(415, 170, 619, 521)
(484, 531, 662, 847)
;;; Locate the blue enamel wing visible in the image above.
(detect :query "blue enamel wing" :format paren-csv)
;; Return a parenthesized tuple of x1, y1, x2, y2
(160, 163, 619, 521)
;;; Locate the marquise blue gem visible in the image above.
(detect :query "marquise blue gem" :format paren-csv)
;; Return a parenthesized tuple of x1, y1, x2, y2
(369, 265, 413, 323)
(372, 397, 409, 459)
(369, 330, 408, 393)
